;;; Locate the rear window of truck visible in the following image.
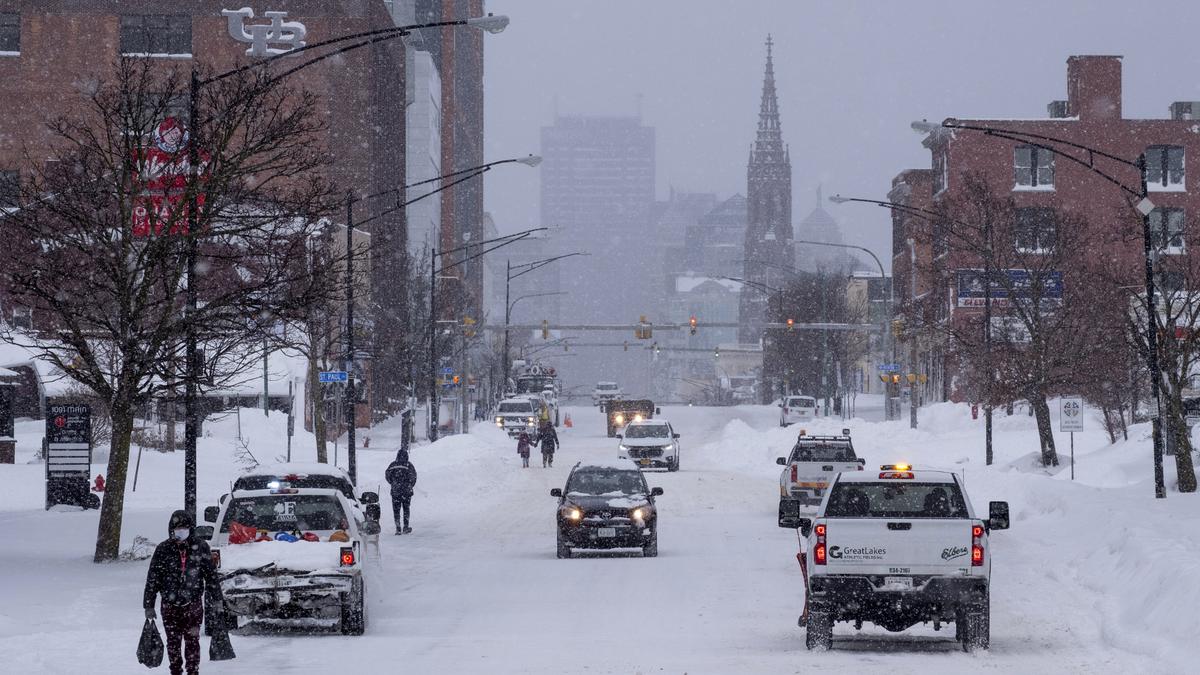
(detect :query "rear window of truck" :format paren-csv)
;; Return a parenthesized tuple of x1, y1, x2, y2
(788, 441, 857, 463)
(825, 481, 968, 519)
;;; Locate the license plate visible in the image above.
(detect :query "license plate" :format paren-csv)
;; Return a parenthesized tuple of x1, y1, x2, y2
(597, 527, 617, 538)
(639, 459, 651, 466)
(884, 576, 913, 590)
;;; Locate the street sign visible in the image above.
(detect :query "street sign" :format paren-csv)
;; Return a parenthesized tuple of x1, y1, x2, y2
(318, 371, 348, 383)
(956, 269, 1063, 308)
(441, 366, 454, 376)
(1060, 396, 1085, 432)
(877, 363, 901, 372)
(45, 403, 93, 509)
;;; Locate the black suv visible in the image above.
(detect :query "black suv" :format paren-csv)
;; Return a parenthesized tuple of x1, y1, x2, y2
(551, 460, 664, 558)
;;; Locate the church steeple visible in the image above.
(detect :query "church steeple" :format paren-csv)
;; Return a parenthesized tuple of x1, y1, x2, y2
(752, 35, 785, 163)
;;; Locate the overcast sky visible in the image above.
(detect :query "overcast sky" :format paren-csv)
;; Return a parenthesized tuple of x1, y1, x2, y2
(482, 0, 1200, 271)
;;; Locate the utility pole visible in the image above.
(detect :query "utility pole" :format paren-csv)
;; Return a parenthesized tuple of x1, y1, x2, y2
(907, 239, 918, 430)
(983, 216, 994, 465)
(1139, 156, 1167, 498)
(429, 247, 439, 441)
(344, 192, 357, 485)
(183, 69, 200, 517)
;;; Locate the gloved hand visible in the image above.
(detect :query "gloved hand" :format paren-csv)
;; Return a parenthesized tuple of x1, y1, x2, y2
(145, 608, 156, 621)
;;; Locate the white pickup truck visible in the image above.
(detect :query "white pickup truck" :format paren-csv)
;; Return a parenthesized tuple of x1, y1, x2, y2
(780, 465, 1010, 652)
(776, 431, 864, 519)
(202, 486, 380, 635)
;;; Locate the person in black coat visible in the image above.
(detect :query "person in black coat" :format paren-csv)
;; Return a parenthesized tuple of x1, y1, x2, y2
(385, 449, 418, 534)
(537, 420, 559, 468)
(143, 510, 223, 675)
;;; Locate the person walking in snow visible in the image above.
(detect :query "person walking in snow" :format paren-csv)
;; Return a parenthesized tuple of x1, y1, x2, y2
(536, 419, 559, 468)
(516, 431, 532, 468)
(385, 449, 418, 534)
(143, 510, 224, 675)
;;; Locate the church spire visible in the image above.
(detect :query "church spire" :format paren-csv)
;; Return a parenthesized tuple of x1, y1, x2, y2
(753, 34, 784, 162)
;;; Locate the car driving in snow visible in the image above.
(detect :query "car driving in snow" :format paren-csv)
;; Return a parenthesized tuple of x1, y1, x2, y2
(617, 419, 681, 471)
(592, 381, 623, 406)
(202, 486, 381, 635)
(778, 395, 819, 426)
(494, 397, 539, 436)
(551, 459, 664, 558)
(781, 464, 1010, 651)
(777, 430, 863, 517)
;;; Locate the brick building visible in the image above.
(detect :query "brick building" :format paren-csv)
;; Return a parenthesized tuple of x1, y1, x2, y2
(0, 0, 410, 426)
(900, 54, 1200, 402)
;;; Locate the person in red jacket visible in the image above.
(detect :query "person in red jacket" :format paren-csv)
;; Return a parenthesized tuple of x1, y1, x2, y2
(143, 510, 223, 675)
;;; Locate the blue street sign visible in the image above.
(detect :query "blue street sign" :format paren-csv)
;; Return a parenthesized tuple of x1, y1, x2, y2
(318, 371, 349, 383)
(441, 366, 454, 376)
(877, 363, 901, 372)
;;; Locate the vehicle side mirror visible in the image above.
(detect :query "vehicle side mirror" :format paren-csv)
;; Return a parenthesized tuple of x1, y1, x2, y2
(988, 501, 1010, 530)
(672, 433, 680, 439)
(219, 493, 229, 505)
(857, 458, 866, 465)
(360, 491, 379, 505)
(550, 488, 562, 497)
(776, 457, 787, 466)
(361, 520, 381, 536)
(615, 434, 622, 440)
(203, 506, 220, 523)
(650, 487, 664, 497)
(599, 403, 606, 413)
(365, 504, 381, 522)
(797, 518, 813, 538)
(194, 525, 214, 540)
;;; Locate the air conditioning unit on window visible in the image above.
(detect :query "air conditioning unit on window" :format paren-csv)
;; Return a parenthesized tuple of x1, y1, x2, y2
(1046, 100, 1070, 118)
(1169, 102, 1198, 120)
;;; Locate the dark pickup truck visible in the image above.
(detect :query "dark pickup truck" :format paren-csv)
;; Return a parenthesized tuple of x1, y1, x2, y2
(601, 399, 659, 437)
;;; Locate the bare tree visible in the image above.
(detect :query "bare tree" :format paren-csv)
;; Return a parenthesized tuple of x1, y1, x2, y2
(0, 59, 342, 561)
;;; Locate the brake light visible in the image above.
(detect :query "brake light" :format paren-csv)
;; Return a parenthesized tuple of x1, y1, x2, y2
(971, 523, 984, 567)
(790, 465, 798, 482)
(211, 550, 221, 569)
(814, 522, 827, 565)
(340, 546, 356, 567)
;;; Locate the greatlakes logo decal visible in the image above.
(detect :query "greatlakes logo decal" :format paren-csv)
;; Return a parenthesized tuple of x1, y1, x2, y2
(828, 545, 887, 560)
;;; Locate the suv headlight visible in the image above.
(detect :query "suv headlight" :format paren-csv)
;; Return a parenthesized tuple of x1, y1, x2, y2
(619, 444, 629, 451)
(561, 506, 582, 522)
(630, 505, 651, 521)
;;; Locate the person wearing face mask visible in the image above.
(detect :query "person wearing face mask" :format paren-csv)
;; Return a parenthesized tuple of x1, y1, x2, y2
(143, 510, 224, 675)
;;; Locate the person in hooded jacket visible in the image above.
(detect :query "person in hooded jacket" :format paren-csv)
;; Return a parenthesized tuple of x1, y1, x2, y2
(385, 449, 418, 534)
(516, 431, 532, 468)
(536, 419, 559, 468)
(143, 510, 223, 675)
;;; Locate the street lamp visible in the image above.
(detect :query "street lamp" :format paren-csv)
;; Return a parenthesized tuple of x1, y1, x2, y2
(913, 118, 1170, 497)
(181, 14, 509, 508)
(503, 252, 588, 385)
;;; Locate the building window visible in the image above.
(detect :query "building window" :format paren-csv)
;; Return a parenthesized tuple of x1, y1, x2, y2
(0, 13, 18, 53)
(9, 306, 32, 331)
(1014, 146, 1054, 189)
(1145, 145, 1185, 190)
(0, 170, 17, 208)
(1149, 207, 1186, 253)
(120, 15, 192, 56)
(1015, 207, 1056, 252)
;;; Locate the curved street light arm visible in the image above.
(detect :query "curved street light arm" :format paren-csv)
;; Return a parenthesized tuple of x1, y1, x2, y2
(509, 252, 589, 280)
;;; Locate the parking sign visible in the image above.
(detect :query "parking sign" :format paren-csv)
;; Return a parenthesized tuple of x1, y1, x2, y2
(1060, 396, 1084, 433)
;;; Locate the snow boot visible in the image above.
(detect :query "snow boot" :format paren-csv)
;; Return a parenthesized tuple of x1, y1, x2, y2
(402, 526, 412, 534)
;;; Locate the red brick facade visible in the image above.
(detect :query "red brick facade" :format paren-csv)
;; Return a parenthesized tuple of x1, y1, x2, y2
(899, 55, 1200, 402)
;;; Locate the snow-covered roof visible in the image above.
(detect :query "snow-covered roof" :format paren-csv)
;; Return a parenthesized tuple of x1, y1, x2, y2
(243, 462, 351, 480)
(572, 458, 642, 472)
(675, 276, 742, 294)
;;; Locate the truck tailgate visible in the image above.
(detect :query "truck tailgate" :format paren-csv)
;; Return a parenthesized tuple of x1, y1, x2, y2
(794, 461, 859, 486)
(824, 519, 974, 574)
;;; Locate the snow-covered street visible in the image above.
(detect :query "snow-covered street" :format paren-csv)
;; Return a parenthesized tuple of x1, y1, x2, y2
(0, 400, 1196, 673)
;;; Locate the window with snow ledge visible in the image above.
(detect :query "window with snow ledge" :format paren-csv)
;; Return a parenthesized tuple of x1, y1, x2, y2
(1015, 207, 1056, 253)
(0, 13, 19, 54)
(1149, 207, 1186, 254)
(1014, 146, 1054, 190)
(932, 150, 948, 195)
(120, 14, 191, 58)
(1145, 145, 1185, 192)
(0, 169, 17, 209)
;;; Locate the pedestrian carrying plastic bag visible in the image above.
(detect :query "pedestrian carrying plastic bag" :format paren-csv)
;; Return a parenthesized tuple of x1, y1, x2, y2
(136, 618, 164, 668)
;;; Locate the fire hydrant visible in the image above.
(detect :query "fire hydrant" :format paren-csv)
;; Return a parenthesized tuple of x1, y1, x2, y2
(971, 404, 979, 420)
(563, 414, 573, 428)
(93, 474, 105, 492)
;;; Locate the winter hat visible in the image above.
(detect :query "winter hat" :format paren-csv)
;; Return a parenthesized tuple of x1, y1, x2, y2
(168, 509, 194, 534)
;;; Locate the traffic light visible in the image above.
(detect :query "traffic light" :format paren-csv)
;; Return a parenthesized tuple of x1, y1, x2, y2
(623, 340, 629, 352)
(452, 375, 461, 385)
(635, 315, 652, 339)
(689, 315, 697, 335)
(879, 373, 889, 384)
(541, 319, 549, 340)
(462, 316, 476, 337)
(891, 374, 901, 384)
(714, 347, 720, 358)
(786, 318, 795, 331)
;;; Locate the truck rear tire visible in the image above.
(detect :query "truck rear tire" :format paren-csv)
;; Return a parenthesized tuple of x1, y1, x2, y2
(805, 608, 833, 651)
(341, 582, 366, 635)
(961, 598, 989, 652)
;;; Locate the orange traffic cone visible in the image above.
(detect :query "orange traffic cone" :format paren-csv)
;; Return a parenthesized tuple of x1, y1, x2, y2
(563, 414, 573, 428)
